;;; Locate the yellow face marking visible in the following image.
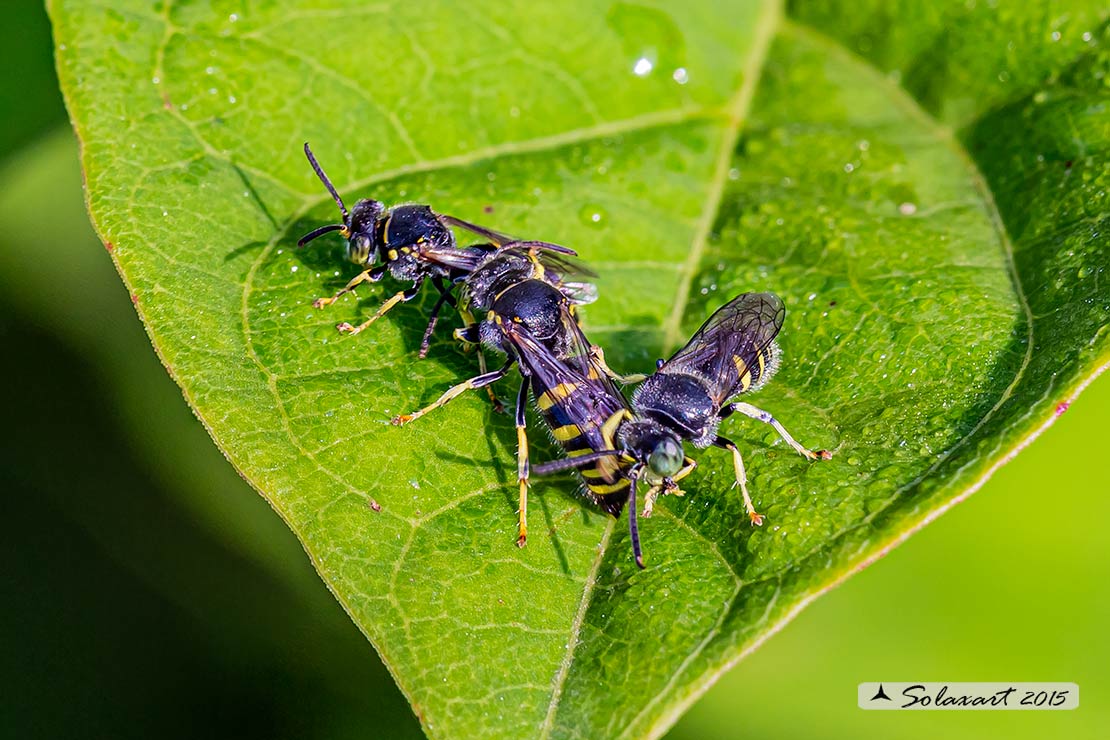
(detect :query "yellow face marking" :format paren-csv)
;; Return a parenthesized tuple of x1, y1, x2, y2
(536, 383, 579, 410)
(600, 409, 632, 446)
(587, 480, 628, 495)
(387, 249, 399, 261)
(526, 249, 546, 279)
(550, 424, 582, 441)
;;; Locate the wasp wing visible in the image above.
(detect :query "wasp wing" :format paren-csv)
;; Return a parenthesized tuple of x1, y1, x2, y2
(532, 249, 598, 305)
(491, 240, 598, 304)
(660, 292, 785, 404)
(506, 305, 622, 403)
(438, 213, 518, 246)
(439, 216, 577, 257)
(410, 242, 493, 273)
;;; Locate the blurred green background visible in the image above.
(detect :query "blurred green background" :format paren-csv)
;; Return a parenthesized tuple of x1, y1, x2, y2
(2, 2, 1106, 738)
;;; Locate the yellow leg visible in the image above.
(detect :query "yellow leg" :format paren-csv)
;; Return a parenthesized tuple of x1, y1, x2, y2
(391, 362, 511, 426)
(722, 440, 762, 526)
(456, 307, 503, 412)
(313, 269, 373, 309)
(517, 425, 529, 547)
(515, 378, 530, 547)
(591, 345, 646, 384)
(337, 290, 407, 336)
(641, 485, 663, 518)
(727, 401, 832, 460)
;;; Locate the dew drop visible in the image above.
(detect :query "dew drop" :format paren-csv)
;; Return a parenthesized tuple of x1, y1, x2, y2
(577, 204, 606, 226)
(898, 202, 917, 215)
(672, 67, 689, 84)
(633, 57, 653, 76)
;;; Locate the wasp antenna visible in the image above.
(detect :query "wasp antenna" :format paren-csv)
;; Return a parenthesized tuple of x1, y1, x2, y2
(303, 142, 348, 219)
(531, 449, 623, 475)
(297, 223, 345, 247)
(629, 473, 645, 569)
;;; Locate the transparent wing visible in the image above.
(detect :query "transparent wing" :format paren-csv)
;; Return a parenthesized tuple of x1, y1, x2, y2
(440, 216, 577, 256)
(505, 305, 622, 402)
(533, 250, 598, 305)
(660, 292, 785, 404)
(438, 213, 519, 247)
(496, 240, 599, 304)
(412, 243, 491, 272)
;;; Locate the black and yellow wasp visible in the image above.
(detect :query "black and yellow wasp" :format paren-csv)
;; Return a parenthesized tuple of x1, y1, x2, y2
(296, 143, 596, 363)
(389, 249, 643, 547)
(623, 292, 832, 527)
(524, 291, 832, 566)
(391, 264, 698, 563)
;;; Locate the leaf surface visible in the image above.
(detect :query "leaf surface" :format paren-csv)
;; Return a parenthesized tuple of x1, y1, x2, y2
(50, 0, 1110, 737)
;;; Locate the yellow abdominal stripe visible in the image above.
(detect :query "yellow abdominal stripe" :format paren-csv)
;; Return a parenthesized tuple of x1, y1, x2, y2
(536, 383, 578, 409)
(550, 424, 582, 441)
(587, 479, 627, 494)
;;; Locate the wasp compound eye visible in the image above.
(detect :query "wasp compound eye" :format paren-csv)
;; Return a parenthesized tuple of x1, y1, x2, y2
(648, 437, 683, 478)
(346, 234, 373, 265)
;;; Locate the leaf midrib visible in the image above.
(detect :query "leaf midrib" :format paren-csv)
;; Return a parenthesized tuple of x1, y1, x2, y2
(540, 1, 785, 737)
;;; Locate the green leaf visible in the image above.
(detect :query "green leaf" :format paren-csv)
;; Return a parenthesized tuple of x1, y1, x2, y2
(50, 0, 1110, 737)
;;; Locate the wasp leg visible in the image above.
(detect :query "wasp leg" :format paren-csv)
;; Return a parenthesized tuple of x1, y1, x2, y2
(590, 345, 646, 384)
(391, 359, 513, 425)
(313, 265, 386, 309)
(515, 377, 531, 548)
(722, 402, 832, 461)
(641, 483, 663, 518)
(337, 278, 424, 336)
(712, 435, 763, 526)
(418, 278, 457, 359)
(456, 306, 505, 414)
(642, 457, 696, 517)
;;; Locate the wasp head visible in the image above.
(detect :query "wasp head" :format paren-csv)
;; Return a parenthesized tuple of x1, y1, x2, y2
(620, 418, 685, 481)
(297, 142, 384, 267)
(343, 199, 384, 265)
